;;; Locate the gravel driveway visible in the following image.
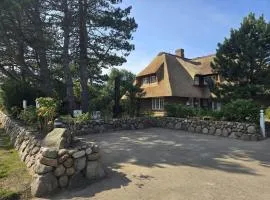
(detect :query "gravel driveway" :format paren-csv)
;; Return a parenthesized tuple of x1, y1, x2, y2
(39, 128, 270, 200)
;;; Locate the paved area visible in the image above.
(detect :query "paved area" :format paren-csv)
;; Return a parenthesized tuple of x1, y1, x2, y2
(43, 128, 270, 200)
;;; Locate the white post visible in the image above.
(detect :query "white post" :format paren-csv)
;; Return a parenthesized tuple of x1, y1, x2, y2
(23, 100, 27, 110)
(260, 110, 266, 138)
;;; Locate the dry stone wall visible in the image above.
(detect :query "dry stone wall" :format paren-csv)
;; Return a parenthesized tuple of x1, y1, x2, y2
(66, 117, 261, 141)
(0, 112, 104, 197)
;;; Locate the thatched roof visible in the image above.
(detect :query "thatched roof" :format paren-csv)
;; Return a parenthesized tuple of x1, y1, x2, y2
(136, 52, 215, 99)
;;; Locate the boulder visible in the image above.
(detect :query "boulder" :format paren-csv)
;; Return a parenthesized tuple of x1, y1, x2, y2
(42, 148, 58, 159)
(31, 173, 58, 197)
(59, 175, 69, 188)
(68, 172, 86, 188)
(247, 126, 256, 134)
(42, 128, 72, 149)
(35, 162, 53, 174)
(202, 128, 208, 134)
(63, 158, 73, 168)
(74, 157, 86, 171)
(54, 164, 65, 177)
(40, 156, 58, 167)
(66, 167, 75, 176)
(72, 150, 85, 158)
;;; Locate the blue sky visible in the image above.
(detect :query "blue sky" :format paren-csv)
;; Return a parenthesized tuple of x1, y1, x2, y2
(117, 0, 270, 74)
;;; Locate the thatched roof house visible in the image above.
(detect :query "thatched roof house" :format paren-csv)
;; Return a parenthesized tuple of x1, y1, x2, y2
(136, 49, 220, 115)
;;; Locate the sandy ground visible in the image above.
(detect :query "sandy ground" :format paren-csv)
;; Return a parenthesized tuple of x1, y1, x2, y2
(37, 128, 270, 200)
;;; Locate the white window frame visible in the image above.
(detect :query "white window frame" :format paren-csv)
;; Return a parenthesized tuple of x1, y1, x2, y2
(152, 98, 164, 110)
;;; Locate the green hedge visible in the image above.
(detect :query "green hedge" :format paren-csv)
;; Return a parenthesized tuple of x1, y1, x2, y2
(165, 99, 260, 123)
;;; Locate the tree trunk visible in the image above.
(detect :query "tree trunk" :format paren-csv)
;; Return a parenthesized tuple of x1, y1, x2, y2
(33, 1, 52, 96)
(63, 0, 75, 115)
(78, 0, 89, 113)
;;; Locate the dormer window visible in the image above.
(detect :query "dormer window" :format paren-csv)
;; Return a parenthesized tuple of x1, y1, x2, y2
(142, 75, 157, 86)
(194, 76, 199, 85)
(150, 75, 157, 83)
(142, 77, 149, 85)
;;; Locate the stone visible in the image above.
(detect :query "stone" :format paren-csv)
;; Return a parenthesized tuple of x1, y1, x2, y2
(66, 167, 75, 176)
(209, 127, 215, 135)
(42, 128, 72, 149)
(195, 126, 201, 133)
(202, 128, 208, 134)
(85, 148, 92, 155)
(92, 145, 100, 153)
(40, 156, 58, 167)
(241, 134, 250, 141)
(59, 154, 69, 164)
(31, 146, 40, 155)
(229, 132, 237, 139)
(63, 158, 73, 168)
(74, 157, 86, 171)
(174, 122, 182, 130)
(58, 149, 68, 157)
(35, 162, 53, 174)
(222, 129, 229, 137)
(72, 150, 85, 158)
(42, 148, 58, 159)
(54, 164, 65, 177)
(86, 161, 105, 180)
(59, 175, 69, 188)
(215, 129, 222, 136)
(31, 173, 58, 197)
(247, 126, 256, 134)
(87, 153, 100, 161)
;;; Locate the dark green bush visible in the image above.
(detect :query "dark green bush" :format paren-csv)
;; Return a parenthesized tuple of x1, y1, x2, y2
(1, 79, 43, 113)
(221, 99, 260, 123)
(18, 106, 38, 125)
(165, 104, 195, 118)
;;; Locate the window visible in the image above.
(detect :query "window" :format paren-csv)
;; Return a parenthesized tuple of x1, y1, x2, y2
(152, 98, 164, 110)
(150, 75, 157, 83)
(203, 77, 208, 85)
(142, 77, 149, 85)
(194, 76, 199, 85)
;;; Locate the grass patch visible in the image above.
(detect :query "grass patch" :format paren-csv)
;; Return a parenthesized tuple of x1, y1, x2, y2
(0, 189, 19, 200)
(0, 128, 31, 199)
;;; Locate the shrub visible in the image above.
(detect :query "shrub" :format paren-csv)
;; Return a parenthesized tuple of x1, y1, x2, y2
(221, 99, 260, 123)
(265, 107, 270, 120)
(10, 106, 22, 118)
(165, 104, 195, 118)
(1, 78, 43, 113)
(36, 97, 57, 134)
(18, 106, 37, 125)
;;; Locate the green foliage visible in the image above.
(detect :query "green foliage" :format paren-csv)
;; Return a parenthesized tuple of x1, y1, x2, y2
(265, 107, 270, 120)
(0, 189, 19, 200)
(74, 113, 91, 123)
(165, 99, 259, 123)
(1, 79, 43, 113)
(18, 106, 37, 125)
(221, 99, 259, 123)
(36, 97, 57, 133)
(165, 104, 196, 118)
(10, 106, 21, 118)
(212, 13, 270, 101)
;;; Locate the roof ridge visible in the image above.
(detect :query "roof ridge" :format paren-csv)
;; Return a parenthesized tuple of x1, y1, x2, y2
(191, 54, 215, 60)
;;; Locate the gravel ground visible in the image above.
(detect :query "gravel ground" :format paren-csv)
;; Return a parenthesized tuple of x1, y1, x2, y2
(36, 128, 270, 200)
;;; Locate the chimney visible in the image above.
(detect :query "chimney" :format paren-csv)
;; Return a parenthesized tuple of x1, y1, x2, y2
(175, 49, 185, 58)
